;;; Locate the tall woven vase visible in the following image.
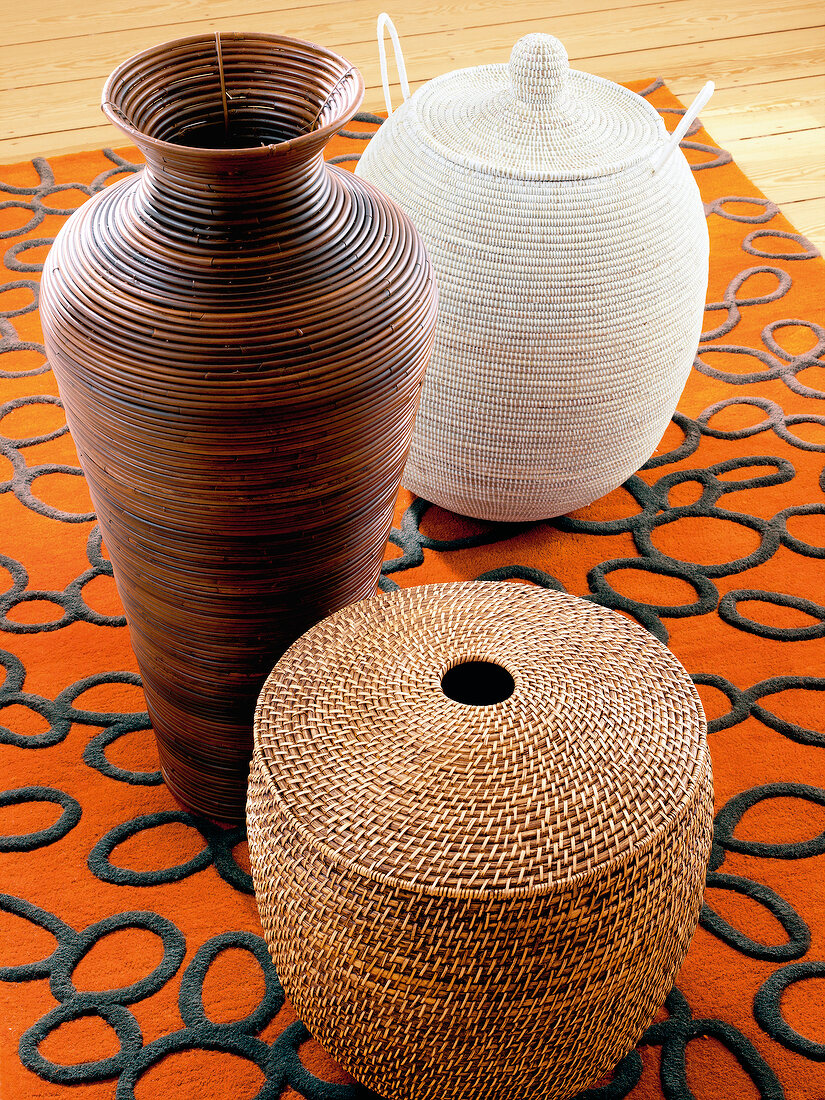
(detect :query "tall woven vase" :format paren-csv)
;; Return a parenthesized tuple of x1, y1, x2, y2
(39, 33, 437, 822)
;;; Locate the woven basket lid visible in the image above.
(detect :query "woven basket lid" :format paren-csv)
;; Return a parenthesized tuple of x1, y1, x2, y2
(401, 33, 665, 179)
(254, 582, 708, 897)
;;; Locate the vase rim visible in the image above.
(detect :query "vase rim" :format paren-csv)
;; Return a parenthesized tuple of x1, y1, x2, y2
(101, 31, 365, 158)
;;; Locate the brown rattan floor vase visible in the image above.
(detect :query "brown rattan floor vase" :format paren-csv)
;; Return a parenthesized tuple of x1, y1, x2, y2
(39, 31, 437, 822)
(248, 580, 714, 1100)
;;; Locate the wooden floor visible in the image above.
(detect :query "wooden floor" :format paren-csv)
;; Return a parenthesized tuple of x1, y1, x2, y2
(2, 0, 823, 251)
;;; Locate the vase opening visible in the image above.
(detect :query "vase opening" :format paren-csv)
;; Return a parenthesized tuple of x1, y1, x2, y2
(441, 661, 515, 706)
(102, 32, 364, 154)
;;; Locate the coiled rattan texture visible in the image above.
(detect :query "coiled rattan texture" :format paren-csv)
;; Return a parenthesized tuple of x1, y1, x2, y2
(248, 581, 714, 1100)
(356, 34, 710, 522)
(39, 32, 437, 822)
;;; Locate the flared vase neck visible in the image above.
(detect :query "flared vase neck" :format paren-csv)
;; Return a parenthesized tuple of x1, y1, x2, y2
(135, 145, 334, 236)
(102, 32, 363, 232)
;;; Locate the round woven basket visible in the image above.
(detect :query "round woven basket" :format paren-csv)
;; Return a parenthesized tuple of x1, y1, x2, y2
(248, 581, 714, 1100)
(356, 29, 711, 521)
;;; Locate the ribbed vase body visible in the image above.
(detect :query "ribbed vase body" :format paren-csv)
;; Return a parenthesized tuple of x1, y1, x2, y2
(40, 33, 437, 821)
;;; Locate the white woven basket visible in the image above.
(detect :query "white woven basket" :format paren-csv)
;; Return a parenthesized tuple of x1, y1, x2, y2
(356, 21, 712, 522)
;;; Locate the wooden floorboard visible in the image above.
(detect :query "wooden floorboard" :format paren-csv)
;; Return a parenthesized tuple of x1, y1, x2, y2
(0, 0, 720, 47)
(1, 0, 823, 251)
(4, 0, 822, 89)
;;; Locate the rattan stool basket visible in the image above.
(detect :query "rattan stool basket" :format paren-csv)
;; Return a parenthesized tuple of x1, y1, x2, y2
(247, 582, 713, 1100)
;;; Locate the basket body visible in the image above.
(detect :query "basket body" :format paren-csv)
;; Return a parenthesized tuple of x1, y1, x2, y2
(39, 33, 437, 822)
(248, 582, 714, 1099)
(355, 44, 709, 521)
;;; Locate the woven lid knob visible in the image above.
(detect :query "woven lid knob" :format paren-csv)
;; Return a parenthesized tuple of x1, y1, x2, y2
(508, 33, 570, 109)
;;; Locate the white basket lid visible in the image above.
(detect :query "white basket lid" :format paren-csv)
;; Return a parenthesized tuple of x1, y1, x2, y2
(404, 33, 666, 180)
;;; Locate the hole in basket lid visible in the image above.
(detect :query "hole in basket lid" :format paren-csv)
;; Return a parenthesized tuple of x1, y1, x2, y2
(440, 661, 515, 706)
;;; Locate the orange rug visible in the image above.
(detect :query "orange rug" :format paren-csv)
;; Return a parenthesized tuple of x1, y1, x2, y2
(1, 81, 824, 1100)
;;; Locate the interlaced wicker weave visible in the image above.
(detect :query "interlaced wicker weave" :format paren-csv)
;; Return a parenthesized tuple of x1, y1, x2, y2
(356, 29, 712, 522)
(247, 581, 714, 1100)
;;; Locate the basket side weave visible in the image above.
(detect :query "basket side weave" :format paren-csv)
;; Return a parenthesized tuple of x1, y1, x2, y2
(248, 750, 713, 1100)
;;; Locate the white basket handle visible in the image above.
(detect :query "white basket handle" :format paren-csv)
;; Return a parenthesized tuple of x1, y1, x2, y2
(377, 13, 411, 116)
(651, 81, 715, 173)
